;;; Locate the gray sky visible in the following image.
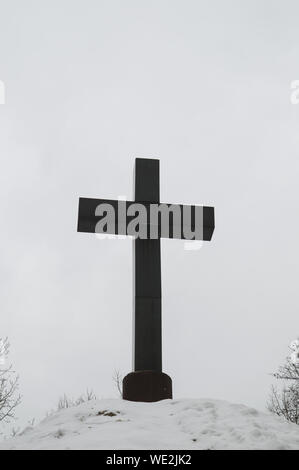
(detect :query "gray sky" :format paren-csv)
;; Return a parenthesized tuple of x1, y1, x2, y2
(1, 0, 299, 428)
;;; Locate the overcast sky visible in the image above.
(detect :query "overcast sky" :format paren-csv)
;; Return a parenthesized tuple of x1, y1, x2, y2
(1, 0, 299, 429)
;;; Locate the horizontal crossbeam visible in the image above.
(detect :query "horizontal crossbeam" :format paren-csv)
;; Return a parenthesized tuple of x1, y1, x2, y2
(77, 198, 214, 241)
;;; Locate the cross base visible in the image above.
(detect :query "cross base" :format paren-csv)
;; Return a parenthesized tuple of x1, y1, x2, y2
(122, 371, 172, 402)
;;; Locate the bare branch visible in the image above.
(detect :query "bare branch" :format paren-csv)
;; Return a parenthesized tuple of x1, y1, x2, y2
(268, 351, 299, 425)
(112, 370, 123, 398)
(0, 337, 21, 424)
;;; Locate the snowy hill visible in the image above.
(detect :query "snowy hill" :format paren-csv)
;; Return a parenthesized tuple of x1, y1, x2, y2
(1, 398, 299, 450)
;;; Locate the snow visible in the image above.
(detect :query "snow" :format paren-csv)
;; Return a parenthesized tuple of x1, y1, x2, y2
(1, 398, 299, 450)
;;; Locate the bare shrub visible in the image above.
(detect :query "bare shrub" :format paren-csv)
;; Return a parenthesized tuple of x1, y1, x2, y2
(112, 370, 123, 397)
(57, 389, 97, 411)
(268, 343, 299, 425)
(0, 338, 21, 424)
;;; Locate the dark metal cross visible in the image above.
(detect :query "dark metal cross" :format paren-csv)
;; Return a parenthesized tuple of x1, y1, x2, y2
(77, 158, 215, 402)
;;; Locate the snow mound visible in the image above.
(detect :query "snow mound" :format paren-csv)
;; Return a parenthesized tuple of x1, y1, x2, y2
(1, 398, 299, 450)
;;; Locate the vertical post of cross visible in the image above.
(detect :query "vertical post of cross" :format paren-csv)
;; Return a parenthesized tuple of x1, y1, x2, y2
(122, 158, 173, 402)
(134, 158, 162, 372)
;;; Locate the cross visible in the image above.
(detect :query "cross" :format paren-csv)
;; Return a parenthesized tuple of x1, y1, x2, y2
(77, 158, 215, 402)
